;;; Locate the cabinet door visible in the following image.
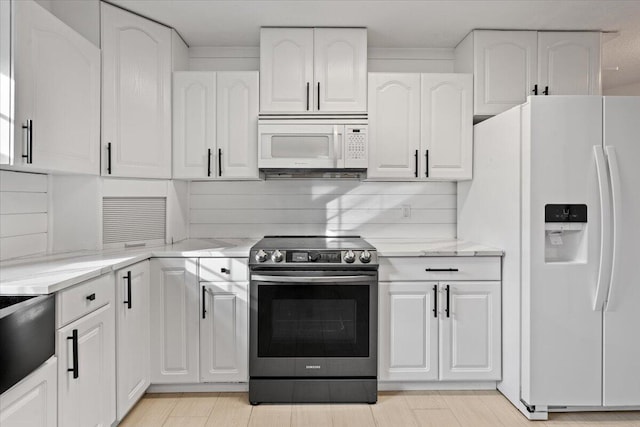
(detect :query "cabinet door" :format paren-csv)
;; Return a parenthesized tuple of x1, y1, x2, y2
(13, 0, 100, 173)
(58, 303, 116, 427)
(260, 28, 314, 112)
(101, 2, 172, 178)
(421, 74, 473, 180)
(314, 28, 367, 112)
(367, 73, 421, 179)
(379, 282, 439, 381)
(0, 0, 10, 165)
(150, 258, 200, 383)
(115, 261, 150, 421)
(173, 72, 216, 179)
(200, 282, 248, 383)
(474, 31, 537, 116)
(0, 357, 57, 427)
(217, 72, 259, 179)
(439, 282, 501, 381)
(537, 32, 601, 96)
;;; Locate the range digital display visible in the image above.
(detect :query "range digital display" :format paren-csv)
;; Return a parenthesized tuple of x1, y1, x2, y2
(291, 252, 308, 262)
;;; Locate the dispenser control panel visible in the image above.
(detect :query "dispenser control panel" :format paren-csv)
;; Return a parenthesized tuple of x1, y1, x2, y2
(545, 204, 587, 223)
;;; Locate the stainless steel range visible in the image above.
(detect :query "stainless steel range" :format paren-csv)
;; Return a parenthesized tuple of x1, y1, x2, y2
(249, 235, 378, 404)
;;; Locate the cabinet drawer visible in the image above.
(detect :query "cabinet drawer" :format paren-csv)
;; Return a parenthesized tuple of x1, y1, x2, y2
(379, 257, 500, 282)
(199, 258, 248, 282)
(56, 273, 114, 328)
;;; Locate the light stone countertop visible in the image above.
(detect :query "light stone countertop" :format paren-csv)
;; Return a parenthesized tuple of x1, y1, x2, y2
(0, 238, 502, 295)
(0, 238, 257, 295)
(367, 238, 503, 257)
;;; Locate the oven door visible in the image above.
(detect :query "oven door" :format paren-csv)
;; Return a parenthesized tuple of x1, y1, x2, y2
(250, 270, 377, 378)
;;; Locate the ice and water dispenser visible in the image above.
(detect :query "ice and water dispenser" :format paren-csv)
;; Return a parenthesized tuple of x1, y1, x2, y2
(544, 204, 588, 263)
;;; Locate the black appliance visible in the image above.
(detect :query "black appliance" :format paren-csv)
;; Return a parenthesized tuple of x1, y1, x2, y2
(249, 235, 378, 404)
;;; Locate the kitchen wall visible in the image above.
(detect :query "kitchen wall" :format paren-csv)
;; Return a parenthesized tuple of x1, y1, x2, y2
(0, 170, 48, 260)
(189, 47, 455, 73)
(604, 81, 640, 96)
(189, 180, 456, 239)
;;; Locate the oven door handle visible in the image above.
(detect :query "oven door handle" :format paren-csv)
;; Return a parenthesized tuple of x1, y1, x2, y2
(251, 274, 373, 284)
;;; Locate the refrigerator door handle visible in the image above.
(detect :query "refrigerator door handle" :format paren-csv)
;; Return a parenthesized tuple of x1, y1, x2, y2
(593, 146, 613, 311)
(604, 146, 622, 311)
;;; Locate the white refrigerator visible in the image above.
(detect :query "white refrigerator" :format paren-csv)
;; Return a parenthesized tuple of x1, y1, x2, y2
(458, 96, 640, 419)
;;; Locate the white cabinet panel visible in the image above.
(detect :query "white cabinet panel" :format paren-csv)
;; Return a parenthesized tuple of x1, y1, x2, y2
(421, 74, 472, 180)
(173, 72, 216, 179)
(217, 72, 259, 179)
(367, 73, 421, 178)
(439, 282, 501, 381)
(101, 2, 171, 178)
(379, 282, 438, 381)
(115, 261, 150, 420)
(58, 302, 116, 427)
(473, 31, 537, 116)
(260, 28, 314, 112)
(172, 71, 258, 179)
(314, 28, 367, 112)
(150, 258, 200, 383)
(200, 282, 249, 383)
(260, 27, 366, 113)
(12, 0, 100, 174)
(537, 32, 601, 96)
(0, 357, 57, 427)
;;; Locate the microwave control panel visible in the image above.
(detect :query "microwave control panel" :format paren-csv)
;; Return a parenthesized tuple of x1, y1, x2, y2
(345, 126, 368, 168)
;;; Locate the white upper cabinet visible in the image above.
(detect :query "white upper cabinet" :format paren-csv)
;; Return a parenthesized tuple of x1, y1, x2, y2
(173, 71, 258, 179)
(421, 74, 472, 180)
(101, 2, 172, 178)
(456, 30, 537, 117)
(367, 73, 421, 179)
(368, 73, 473, 181)
(537, 32, 601, 96)
(217, 72, 259, 179)
(314, 28, 367, 112)
(173, 72, 217, 179)
(260, 28, 314, 112)
(260, 27, 367, 113)
(9, 0, 100, 174)
(455, 30, 601, 118)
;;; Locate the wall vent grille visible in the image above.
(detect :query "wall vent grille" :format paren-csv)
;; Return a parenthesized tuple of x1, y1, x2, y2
(103, 197, 166, 245)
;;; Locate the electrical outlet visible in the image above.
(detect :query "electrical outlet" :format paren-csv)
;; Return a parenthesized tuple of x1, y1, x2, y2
(401, 204, 411, 218)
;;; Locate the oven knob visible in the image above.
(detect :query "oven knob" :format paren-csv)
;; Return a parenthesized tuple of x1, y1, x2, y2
(344, 250, 356, 263)
(309, 251, 320, 262)
(255, 250, 268, 263)
(360, 250, 372, 263)
(271, 250, 284, 263)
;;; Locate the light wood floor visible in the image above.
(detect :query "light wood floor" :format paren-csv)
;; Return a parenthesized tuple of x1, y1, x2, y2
(119, 391, 640, 427)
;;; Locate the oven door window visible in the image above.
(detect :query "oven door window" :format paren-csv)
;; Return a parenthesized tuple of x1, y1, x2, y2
(258, 284, 369, 358)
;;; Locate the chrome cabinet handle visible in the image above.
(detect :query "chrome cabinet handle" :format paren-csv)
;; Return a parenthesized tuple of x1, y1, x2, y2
(21, 120, 33, 164)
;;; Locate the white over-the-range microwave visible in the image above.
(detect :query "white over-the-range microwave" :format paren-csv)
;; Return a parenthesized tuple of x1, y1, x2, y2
(258, 116, 368, 169)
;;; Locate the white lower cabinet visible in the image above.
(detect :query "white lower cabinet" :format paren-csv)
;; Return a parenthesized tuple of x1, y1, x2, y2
(0, 357, 57, 427)
(150, 258, 200, 383)
(57, 282, 116, 427)
(439, 282, 501, 380)
(200, 281, 249, 383)
(379, 257, 501, 383)
(379, 282, 439, 381)
(115, 261, 150, 420)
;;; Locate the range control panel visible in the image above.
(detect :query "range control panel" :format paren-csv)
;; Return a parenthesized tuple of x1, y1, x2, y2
(545, 204, 587, 223)
(250, 249, 377, 266)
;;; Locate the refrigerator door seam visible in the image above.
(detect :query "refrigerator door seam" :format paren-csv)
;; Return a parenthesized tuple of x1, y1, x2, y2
(593, 145, 613, 312)
(604, 146, 622, 312)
